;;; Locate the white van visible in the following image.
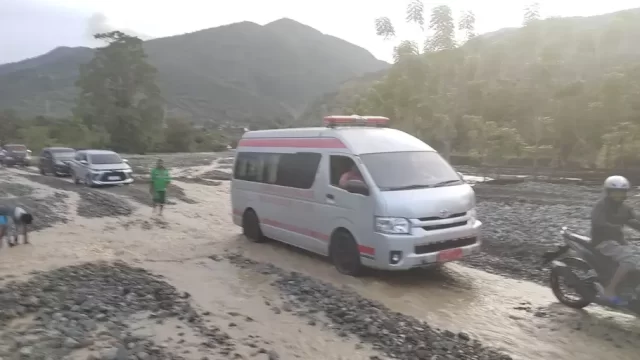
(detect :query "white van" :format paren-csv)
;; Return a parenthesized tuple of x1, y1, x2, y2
(231, 115, 481, 275)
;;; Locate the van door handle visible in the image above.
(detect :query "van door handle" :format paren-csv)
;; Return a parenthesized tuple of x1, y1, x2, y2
(326, 194, 334, 199)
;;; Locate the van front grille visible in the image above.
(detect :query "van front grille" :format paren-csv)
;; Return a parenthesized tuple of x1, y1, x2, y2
(419, 212, 466, 222)
(415, 237, 477, 254)
(422, 221, 467, 231)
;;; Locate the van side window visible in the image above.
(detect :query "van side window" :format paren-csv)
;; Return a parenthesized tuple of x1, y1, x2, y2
(329, 155, 356, 187)
(263, 154, 280, 184)
(234, 153, 264, 182)
(234, 151, 320, 189)
(275, 152, 321, 189)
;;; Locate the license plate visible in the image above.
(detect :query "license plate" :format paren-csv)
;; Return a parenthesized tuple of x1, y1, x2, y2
(108, 176, 120, 181)
(437, 248, 463, 262)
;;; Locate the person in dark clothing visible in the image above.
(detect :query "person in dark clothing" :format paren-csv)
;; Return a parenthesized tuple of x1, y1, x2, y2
(0, 205, 33, 247)
(591, 175, 640, 304)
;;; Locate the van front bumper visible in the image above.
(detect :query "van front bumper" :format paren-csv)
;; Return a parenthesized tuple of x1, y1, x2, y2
(363, 220, 482, 271)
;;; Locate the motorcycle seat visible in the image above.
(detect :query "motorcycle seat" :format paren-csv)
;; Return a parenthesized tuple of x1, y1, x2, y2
(565, 232, 593, 246)
(565, 231, 619, 270)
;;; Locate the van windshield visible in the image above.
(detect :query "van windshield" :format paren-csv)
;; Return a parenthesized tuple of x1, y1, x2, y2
(360, 151, 462, 191)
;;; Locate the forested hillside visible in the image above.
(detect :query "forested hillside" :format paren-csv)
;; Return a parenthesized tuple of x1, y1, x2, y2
(301, 5, 640, 168)
(0, 18, 388, 127)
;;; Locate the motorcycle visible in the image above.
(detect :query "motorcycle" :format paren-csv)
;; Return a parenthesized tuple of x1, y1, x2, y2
(542, 226, 640, 315)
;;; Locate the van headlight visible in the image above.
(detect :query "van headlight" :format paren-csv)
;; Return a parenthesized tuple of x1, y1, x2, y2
(375, 217, 410, 234)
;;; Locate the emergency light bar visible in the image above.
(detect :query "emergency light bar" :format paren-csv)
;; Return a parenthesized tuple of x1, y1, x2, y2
(323, 115, 390, 128)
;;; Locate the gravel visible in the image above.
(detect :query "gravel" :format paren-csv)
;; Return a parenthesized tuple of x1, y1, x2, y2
(200, 170, 231, 181)
(222, 253, 512, 360)
(0, 261, 237, 359)
(0, 181, 69, 231)
(0, 182, 34, 197)
(76, 191, 134, 218)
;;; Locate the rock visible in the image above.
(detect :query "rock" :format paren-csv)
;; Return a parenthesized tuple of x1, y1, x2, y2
(267, 350, 280, 360)
(100, 347, 119, 360)
(19, 346, 33, 357)
(63, 337, 81, 349)
(136, 352, 149, 360)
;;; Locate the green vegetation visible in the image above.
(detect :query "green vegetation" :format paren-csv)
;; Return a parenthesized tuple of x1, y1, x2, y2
(0, 32, 247, 154)
(304, 4, 640, 169)
(0, 19, 387, 127)
(0, 109, 235, 154)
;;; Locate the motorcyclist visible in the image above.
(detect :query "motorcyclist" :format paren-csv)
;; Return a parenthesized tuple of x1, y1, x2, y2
(591, 175, 640, 305)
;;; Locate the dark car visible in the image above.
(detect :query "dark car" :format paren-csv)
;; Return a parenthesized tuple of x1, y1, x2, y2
(39, 147, 76, 176)
(1, 144, 31, 166)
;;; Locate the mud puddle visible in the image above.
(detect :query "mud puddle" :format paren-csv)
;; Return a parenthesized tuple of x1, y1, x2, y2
(143, 259, 378, 359)
(230, 239, 640, 360)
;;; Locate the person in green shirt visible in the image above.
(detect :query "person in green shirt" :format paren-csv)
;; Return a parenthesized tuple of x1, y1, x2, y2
(150, 159, 171, 215)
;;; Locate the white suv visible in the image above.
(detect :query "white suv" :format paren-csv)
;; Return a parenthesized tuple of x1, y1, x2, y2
(70, 150, 134, 187)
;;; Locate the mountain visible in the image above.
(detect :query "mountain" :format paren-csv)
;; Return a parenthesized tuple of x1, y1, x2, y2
(299, 8, 640, 124)
(0, 18, 389, 126)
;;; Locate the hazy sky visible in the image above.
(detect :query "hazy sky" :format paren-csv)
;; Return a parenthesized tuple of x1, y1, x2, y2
(1, 0, 638, 64)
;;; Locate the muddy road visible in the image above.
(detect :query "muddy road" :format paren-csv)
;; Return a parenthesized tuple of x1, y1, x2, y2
(0, 154, 638, 360)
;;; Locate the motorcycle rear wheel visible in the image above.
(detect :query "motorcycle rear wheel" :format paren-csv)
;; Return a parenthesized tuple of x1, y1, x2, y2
(550, 258, 596, 309)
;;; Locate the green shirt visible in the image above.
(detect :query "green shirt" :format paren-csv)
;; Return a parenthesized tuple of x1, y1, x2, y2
(151, 167, 171, 192)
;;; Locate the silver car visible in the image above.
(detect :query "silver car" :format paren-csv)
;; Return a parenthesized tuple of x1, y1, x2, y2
(70, 150, 134, 187)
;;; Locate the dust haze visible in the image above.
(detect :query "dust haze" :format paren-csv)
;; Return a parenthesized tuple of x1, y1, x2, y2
(86, 13, 153, 45)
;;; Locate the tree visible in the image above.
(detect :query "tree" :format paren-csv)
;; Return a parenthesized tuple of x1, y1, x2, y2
(459, 11, 476, 42)
(74, 31, 164, 154)
(406, 1, 425, 29)
(425, 5, 456, 52)
(0, 109, 21, 144)
(375, 17, 396, 39)
(163, 118, 194, 152)
(523, 2, 541, 26)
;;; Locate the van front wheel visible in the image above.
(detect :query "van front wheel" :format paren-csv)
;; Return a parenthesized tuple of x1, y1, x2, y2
(330, 230, 363, 276)
(242, 210, 265, 243)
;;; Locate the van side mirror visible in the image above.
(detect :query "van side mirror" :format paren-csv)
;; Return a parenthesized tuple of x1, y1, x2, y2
(80, 160, 88, 165)
(122, 159, 129, 163)
(346, 180, 369, 196)
(457, 172, 465, 181)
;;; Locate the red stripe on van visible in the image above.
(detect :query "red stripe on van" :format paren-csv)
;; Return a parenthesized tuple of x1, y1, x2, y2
(262, 218, 330, 242)
(233, 208, 373, 255)
(238, 138, 346, 149)
(358, 245, 375, 256)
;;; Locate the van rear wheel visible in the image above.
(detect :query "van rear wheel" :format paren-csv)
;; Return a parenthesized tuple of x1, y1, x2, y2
(330, 230, 363, 276)
(242, 210, 265, 243)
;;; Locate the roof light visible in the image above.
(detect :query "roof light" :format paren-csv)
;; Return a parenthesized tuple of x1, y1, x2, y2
(323, 115, 390, 128)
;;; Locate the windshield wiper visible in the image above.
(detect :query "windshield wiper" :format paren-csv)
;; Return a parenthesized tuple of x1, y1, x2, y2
(383, 179, 462, 191)
(385, 184, 433, 191)
(431, 179, 462, 187)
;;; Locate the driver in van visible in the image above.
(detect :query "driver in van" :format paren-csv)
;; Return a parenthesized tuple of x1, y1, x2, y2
(591, 175, 640, 305)
(339, 164, 364, 189)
